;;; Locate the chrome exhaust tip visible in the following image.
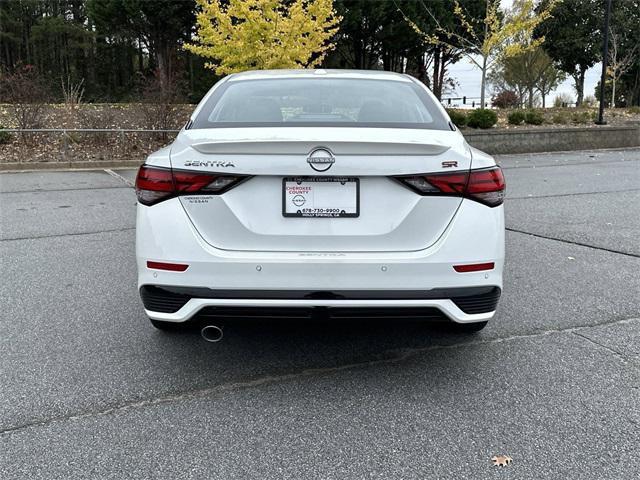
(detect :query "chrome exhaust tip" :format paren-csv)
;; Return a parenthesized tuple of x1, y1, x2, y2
(201, 325, 223, 343)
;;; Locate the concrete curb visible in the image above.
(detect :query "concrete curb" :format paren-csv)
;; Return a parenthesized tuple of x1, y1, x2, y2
(464, 125, 640, 155)
(0, 159, 142, 172)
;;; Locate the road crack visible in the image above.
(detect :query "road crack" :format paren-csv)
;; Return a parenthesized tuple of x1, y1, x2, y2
(507, 187, 640, 200)
(1, 316, 638, 438)
(506, 228, 640, 258)
(0, 185, 130, 195)
(1, 227, 135, 242)
(572, 331, 634, 365)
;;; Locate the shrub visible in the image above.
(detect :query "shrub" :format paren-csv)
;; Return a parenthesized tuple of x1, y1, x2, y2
(446, 109, 467, 127)
(492, 90, 519, 109)
(136, 71, 186, 141)
(61, 75, 85, 127)
(524, 109, 545, 125)
(507, 110, 526, 125)
(0, 64, 50, 133)
(583, 95, 597, 107)
(0, 127, 12, 144)
(627, 106, 640, 114)
(571, 110, 592, 124)
(552, 112, 569, 124)
(467, 109, 498, 129)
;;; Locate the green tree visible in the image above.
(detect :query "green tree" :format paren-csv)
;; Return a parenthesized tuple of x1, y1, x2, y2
(331, 0, 388, 70)
(0, 1, 93, 97)
(535, 55, 566, 108)
(378, 1, 428, 76)
(612, 1, 640, 106)
(489, 46, 565, 108)
(88, 0, 195, 92)
(0, 0, 28, 68)
(488, 59, 527, 107)
(535, 0, 601, 106)
(329, 1, 435, 89)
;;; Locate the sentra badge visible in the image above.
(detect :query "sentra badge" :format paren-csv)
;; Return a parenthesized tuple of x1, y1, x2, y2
(184, 160, 235, 168)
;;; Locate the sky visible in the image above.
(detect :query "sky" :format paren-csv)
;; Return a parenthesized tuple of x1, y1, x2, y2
(446, 60, 601, 107)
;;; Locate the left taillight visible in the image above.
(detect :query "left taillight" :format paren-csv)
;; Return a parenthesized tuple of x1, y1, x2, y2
(135, 165, 247, 206)
(395, 166, 506, 207)
(135, 166, 174, 206)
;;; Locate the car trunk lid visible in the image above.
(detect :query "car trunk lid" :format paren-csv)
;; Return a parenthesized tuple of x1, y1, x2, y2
(170, 127, 470, 252)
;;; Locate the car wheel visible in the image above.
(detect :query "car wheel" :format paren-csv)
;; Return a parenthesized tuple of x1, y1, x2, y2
(449, 321, 488, 333)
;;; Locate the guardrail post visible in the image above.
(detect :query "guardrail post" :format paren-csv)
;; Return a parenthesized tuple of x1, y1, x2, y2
(61, 130, 68, 163)
(119, 130, 125, 158)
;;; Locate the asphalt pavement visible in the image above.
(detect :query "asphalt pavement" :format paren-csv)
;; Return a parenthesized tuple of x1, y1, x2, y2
(1, 148, 639, 479)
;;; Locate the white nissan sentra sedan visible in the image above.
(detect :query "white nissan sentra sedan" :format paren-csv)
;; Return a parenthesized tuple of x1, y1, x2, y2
(135, 69, 505, 338)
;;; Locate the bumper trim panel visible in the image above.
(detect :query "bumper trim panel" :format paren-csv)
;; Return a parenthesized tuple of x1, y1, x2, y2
(140, 285, 501, 324)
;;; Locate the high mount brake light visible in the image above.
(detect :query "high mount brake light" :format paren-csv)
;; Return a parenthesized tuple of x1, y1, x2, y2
(135, 165, 247, 206)
(396, 166, 505, 207)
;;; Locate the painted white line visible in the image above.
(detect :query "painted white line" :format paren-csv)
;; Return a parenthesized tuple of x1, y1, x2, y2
(104, 168, 134, 187)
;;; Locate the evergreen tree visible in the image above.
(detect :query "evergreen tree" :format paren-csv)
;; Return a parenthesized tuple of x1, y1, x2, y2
(534, 0, 602, 106)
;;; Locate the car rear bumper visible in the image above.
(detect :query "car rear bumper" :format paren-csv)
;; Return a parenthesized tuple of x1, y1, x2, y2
(136, 197, 504, 324)
(140, 285, 501, 324)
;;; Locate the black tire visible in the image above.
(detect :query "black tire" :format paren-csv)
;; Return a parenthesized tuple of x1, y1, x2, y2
(149, 318, 189, 332)
(449, 320, 488, 333)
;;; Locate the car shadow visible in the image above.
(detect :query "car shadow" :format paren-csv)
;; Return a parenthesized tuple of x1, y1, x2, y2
(148, 314, 484, 376)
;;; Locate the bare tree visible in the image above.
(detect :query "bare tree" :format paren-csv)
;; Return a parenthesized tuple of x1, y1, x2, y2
(0, 65, 50, 143)
(137, 71, 185, 141)
(608, 30, 638, 108)
(61, 76, 85, 127)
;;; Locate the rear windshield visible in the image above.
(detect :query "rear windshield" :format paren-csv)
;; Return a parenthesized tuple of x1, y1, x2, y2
(191, 77, 449, 130)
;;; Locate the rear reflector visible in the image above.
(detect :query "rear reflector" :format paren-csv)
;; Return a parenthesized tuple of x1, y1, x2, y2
(135, 165, 247, 206)
(453, 262, 495, 273)
(396, 166, 505, 207)
(147, 261, 189, 272)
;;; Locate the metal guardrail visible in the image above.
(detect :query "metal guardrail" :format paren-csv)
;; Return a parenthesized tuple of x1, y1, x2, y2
(0, 128, 180, 133)
(0, 128, 180, 132)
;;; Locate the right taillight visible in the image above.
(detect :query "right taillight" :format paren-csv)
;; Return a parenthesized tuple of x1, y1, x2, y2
(465, 166, 506, 207)
(135, 165, 248, 206)
(395, 166, 505, 207)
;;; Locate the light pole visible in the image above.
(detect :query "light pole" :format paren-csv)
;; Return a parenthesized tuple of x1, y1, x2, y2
(596, 0, 613, 125)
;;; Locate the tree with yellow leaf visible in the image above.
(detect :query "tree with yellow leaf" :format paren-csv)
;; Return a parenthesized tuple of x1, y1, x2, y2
(185, 0, 340, 76)
(400, 0, 558, 108)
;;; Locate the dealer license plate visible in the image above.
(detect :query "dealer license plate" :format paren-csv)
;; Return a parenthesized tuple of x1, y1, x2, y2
(283, 177, 359, 218)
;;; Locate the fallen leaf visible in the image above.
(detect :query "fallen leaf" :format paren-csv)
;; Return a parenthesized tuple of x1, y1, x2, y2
(491, 455, 513, 467)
